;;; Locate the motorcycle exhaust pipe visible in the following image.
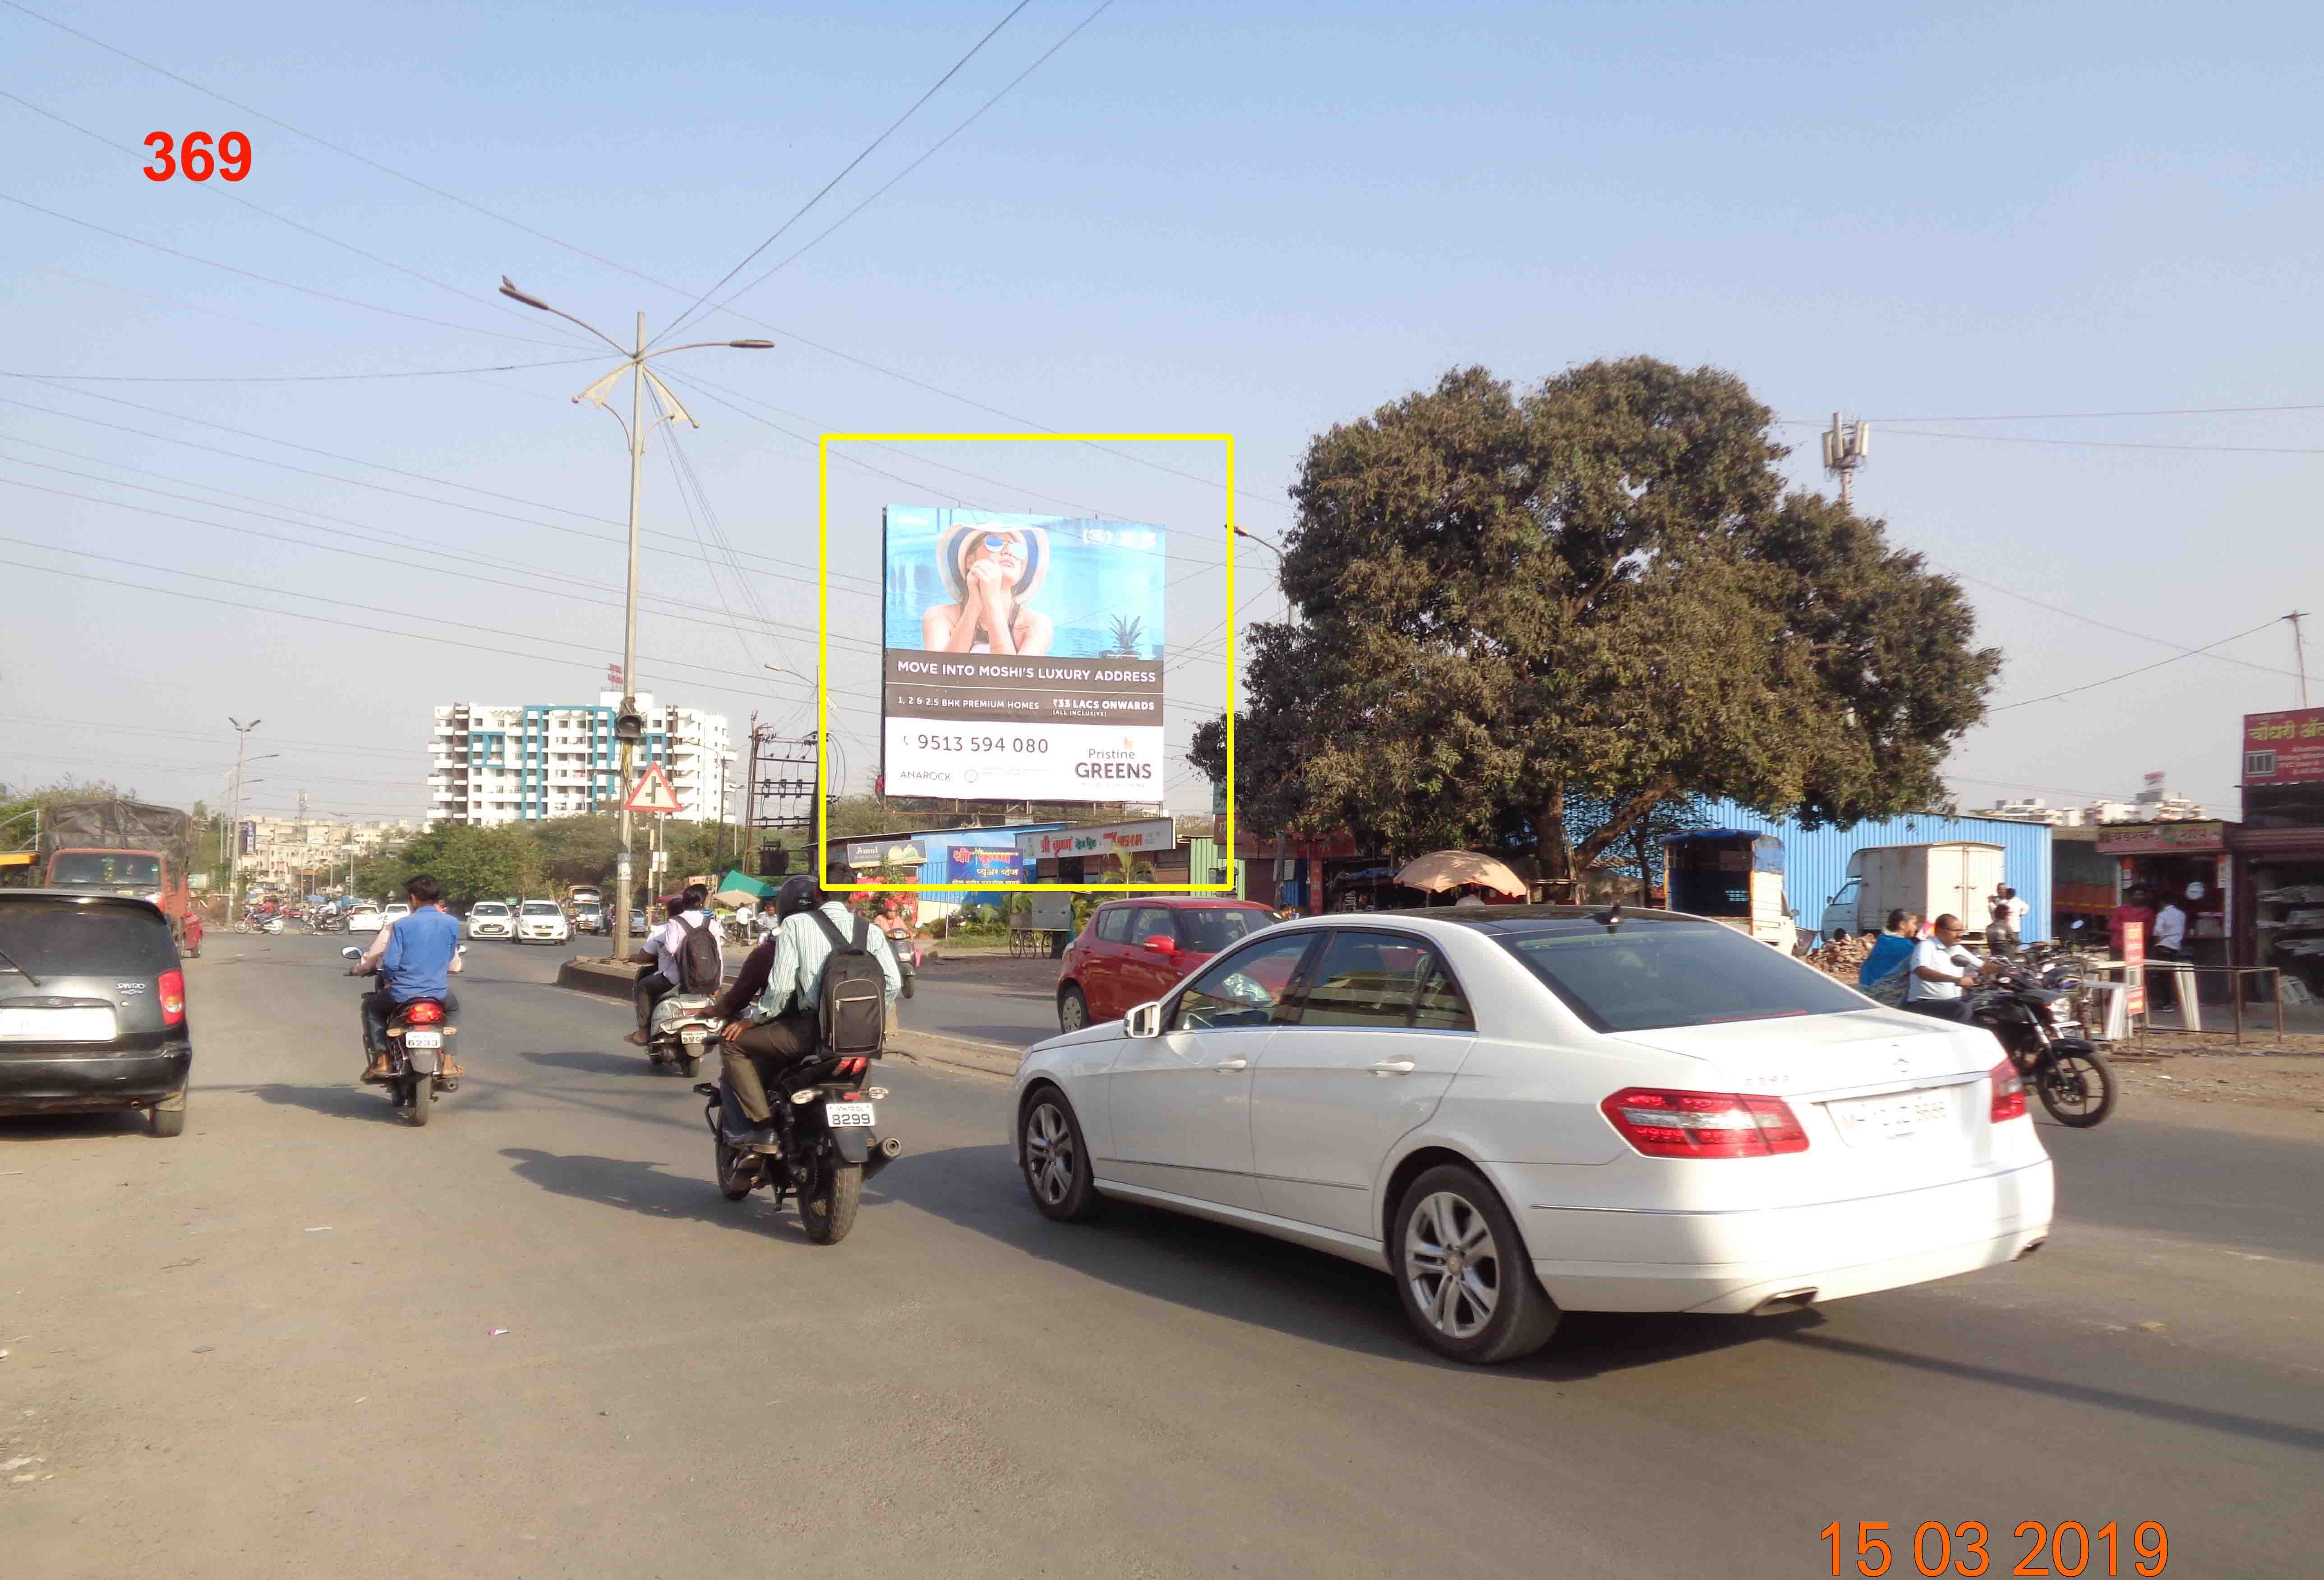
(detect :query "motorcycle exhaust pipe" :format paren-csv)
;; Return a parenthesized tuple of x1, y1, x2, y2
(862, 1134, 904, 1180)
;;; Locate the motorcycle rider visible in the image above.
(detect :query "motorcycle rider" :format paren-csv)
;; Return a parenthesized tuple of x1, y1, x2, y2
(347, 873, 464, 1081)
(1901, 912, 2002, 1024)
(623, 883, 722, 1046)
(712, 874, 901, 1159)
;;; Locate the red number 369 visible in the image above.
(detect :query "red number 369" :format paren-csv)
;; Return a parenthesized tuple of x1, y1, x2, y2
(143, 132, 252, 183)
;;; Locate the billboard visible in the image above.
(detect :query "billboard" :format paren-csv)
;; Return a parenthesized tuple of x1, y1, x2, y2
(2243, 707, 2324, 786)
(882, 507, 1167, 802)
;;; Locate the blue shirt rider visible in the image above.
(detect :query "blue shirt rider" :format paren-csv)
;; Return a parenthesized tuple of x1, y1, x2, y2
(350, 873, 464, 1082)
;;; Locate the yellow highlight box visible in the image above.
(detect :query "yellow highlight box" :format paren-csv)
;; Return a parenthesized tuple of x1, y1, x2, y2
(817, 432, 1237, 893)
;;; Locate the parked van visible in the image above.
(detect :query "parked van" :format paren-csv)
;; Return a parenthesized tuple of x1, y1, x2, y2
(1818, 842, 2006, 942)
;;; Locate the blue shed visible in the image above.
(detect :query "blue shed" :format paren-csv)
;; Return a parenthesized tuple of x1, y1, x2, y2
(1691, 800, 2055, 943)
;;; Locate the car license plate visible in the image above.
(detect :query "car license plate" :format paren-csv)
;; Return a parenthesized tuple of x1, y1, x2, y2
(680, 1028, 708, 1044)
(0, 1006, 119, 1042)
(825, 1102, 875, 1127)
(404, 1030, 443, 1049)
(1830, 1087, 1953, 1146)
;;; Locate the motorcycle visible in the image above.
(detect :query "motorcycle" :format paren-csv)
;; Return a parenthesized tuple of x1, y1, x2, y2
(260, 914, 285, 935)
(1965, 966, 2116, 1127)
(341, 943, 462, 1126)
(693, 1044, 901, 1244)
(645, 991, 720, 1077)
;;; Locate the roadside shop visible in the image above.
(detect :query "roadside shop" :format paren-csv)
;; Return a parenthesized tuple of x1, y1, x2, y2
(2094, 820, 2237, 997)
(2233, 706, 2324, 996)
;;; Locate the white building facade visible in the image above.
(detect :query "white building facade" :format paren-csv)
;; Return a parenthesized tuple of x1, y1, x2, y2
(242, 817, 422, 892)
(426, 693, 732, 826)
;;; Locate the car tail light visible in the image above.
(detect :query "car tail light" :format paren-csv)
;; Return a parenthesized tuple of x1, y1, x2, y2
(1600, 1087, 1808, 1158)
(158, 969, 185, 1026)
(1988, 1058, 2027, 1123)
(405, 1001, 444, 1025)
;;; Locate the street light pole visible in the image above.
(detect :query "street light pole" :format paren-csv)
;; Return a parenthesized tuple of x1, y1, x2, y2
(227, 718, 260, 914)
(495, 277, 772, 966)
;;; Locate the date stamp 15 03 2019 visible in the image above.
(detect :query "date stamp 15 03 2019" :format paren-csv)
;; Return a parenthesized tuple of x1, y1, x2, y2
(1819, 1520, 2168, 1577)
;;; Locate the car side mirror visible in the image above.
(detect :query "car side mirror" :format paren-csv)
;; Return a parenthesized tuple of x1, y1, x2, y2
(1124, 1000, 1163, 1039)
(1140, 934, 1176, 955)
(339, 946, 361, 960)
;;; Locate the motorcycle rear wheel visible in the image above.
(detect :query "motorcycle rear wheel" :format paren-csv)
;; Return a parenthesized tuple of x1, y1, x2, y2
(2037, 1047, 2116, 1127)
(406, 1075, 431, 1127)
(799, 1160, 862, 1245)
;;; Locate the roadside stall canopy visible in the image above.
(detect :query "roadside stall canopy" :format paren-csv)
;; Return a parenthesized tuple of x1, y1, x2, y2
(712, 869, 774, 908)
(1395, 850, 1528, 897)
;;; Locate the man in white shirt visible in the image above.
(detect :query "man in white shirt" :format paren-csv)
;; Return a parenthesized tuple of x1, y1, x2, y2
(1987, 886, 2029, 953)
(1903, 913, 2001, 1022)
(624, 883, 724, 1045)
(2150, 895, 2190, 961)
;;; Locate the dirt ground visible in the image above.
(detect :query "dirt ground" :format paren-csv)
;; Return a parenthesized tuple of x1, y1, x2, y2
(2108, 1037, 2324, 1120)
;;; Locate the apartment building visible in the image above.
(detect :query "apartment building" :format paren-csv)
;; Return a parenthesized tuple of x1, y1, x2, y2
(426, 693, 732, 826)
(243, 816, 422, 892)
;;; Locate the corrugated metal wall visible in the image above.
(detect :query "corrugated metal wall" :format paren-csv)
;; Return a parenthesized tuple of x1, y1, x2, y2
(1694, 799, 2055, 942)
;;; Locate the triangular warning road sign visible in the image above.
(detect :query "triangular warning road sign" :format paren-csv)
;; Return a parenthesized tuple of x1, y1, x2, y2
(623, 763, 683, 815)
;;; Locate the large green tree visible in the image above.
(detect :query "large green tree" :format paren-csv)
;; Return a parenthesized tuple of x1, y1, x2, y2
(1192, 360, 1998, 888)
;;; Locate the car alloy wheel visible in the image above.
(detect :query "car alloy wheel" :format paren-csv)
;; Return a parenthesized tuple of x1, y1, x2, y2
(1024, 1100, 1077, 1207)
(1402, 1189, 1502, 1341)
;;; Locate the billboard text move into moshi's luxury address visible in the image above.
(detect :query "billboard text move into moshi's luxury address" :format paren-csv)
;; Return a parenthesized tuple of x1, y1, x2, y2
(881, 506, 1167, 802)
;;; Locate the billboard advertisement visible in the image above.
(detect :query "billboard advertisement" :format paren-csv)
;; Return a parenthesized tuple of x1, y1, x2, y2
(882, 507, 1167, 802)
(2243, 707, 2324, 786)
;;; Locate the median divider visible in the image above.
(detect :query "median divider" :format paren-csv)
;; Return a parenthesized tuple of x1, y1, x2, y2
(556, 956, 636, 1000)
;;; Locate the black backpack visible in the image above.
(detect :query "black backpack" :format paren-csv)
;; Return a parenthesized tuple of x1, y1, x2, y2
(810, 909, 888, 1057)
(673, 914, 722, 995)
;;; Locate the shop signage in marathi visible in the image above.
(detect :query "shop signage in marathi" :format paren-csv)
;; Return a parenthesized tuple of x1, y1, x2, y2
(1015, 817, 1177, 861)
(2093, 821, 2227, 855)
(947, 845, 1023, 882)
(2243, 707, 2324, 786)
(844, 841, 927, 868)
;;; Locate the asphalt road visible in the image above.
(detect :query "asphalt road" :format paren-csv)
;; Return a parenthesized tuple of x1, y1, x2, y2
(4, 933, 2319, 1579)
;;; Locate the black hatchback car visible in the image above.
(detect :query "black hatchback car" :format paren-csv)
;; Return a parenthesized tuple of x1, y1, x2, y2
(0, 890, 192, 1136)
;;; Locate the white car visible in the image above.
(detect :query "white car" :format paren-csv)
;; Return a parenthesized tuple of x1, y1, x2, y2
(345, 905, 384, 934)
(516, 900, 571, 944)
(383, 902, 412, 925)
(1009, 907, 2053, 1364)
(465, 901, 514, 941)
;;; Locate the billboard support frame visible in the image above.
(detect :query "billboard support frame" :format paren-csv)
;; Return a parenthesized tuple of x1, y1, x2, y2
(819, 432, 1236, 893)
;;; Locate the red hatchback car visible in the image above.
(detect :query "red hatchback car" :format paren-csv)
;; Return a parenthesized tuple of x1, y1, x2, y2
(1056, 896, 1279, 1031)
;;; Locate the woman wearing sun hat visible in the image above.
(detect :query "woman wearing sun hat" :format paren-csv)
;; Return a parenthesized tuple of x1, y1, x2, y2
(920, 522, 1053, 655)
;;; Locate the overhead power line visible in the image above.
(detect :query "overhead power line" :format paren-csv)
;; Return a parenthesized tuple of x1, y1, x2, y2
(0, 191, 585, 351)
(696, 0, 1119, 322)
(0, 358, 600, 383)
(1, 0, 1287, 520)
(0, 84, 598, 350)
(0, 381, 882, 595)
(1987, 618, 2288, 712)
(657, 0, 1033, 343)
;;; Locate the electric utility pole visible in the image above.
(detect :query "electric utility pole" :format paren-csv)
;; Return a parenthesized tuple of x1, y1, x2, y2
(1822, 412, 1871, 508)
(495, 279, 771, 964)
(2291, 610, 2312, 707)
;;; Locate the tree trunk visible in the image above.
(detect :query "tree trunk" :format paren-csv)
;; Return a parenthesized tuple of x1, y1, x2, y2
(1537, 783, 1572, 901)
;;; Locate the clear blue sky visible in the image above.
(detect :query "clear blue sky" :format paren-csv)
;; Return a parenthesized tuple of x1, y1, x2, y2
(3, 0, 2317, 827)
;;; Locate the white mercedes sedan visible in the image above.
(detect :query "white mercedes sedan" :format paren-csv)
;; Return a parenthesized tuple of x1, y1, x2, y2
(1008, 906, 2053, 1364)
